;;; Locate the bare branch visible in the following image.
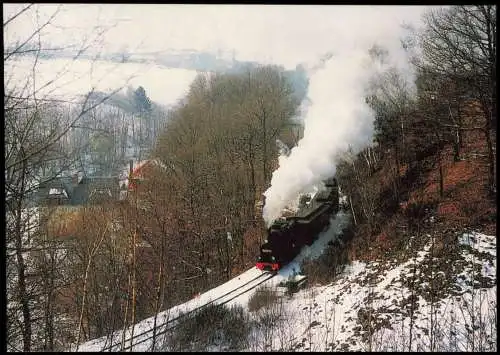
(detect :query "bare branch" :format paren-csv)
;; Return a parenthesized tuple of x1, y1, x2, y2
(5, 84, 128, 171)
(3, 3, 35, 28)
(4, 5, 62, 61)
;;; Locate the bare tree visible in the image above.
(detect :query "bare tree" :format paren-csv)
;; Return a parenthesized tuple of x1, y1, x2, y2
(4, 4, 132, 351)
(152, 66, 298, 290)
(74, 207, 109, 348)
(414, 5, 496, 194)
(365, 51, 416, 203)
(336, 148, 381, 235)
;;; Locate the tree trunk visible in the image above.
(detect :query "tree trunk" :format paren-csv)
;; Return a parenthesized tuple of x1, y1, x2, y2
(261, 108, 268, 185)
(393, 146, 400, 202)
(457, 99, 464, 149)
(44, 247, 55, 351)
(76, 256, 92, 348)
(483, 5, 496, 194)
(76, 220, 106, 350)
(15, 154, 32, 352)
(485, 5, 496, 132)
(450, 102, 461, 161)
(151, 261, 163, 351)
(349, 195, 357, 226)
(483, 125, 496, 195)
(248, 139, 257, 223)
(438, 152, 444, 198)
(479, 96, 496, 196)
(121, 273, 131, 350)
(225, 232, 231, 279)
(130, 201, 138, 350)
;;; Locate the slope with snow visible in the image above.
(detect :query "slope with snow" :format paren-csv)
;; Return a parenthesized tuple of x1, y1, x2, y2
(74, 211, 350, 351)
(242, 231, 496, 352)
(76, 210, 496, 352)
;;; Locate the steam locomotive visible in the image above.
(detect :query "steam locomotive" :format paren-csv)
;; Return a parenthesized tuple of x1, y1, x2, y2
(256, 178, 340, 272)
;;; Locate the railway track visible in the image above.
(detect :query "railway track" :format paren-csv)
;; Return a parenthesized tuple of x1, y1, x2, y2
(98, 271, 275, 352)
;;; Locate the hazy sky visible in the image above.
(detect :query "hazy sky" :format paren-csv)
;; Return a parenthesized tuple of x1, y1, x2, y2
(4, 4, 429, 69)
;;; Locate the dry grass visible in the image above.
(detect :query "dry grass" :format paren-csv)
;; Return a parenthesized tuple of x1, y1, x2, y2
(302, 244, 349, 286)
(168, 303, 251, 351)
(248, 286, 280, 313)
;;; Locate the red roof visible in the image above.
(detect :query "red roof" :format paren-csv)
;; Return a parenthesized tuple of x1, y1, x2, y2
(128, 160, 157, 191)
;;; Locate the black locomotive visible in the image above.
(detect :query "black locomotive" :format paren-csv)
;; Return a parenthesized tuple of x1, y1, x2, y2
(256, 177, 340, 272)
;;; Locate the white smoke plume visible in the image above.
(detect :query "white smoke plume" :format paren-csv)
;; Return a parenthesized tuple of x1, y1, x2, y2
(275, 139, 291, 157)
(263, 42, 415, 226)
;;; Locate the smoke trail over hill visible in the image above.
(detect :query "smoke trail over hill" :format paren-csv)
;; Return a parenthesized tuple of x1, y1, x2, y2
(263, 42, 412, 226)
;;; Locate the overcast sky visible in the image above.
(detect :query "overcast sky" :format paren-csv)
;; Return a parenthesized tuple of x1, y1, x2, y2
(4, 4, 431, 69)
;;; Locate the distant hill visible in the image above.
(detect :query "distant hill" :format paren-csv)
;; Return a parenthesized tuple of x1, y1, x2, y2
(7, 44, 310, 104)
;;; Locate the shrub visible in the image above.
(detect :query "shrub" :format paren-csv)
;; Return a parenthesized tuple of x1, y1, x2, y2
(169, 303, 251, 351)
(248, 286, 280, 313)
(278, 277, 306, 296)
(301, 236, 349, 285)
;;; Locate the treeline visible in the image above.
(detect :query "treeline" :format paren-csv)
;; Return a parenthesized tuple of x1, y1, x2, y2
(68, 86, 167, 176)
(62, 65, 302, 347)
(142, 66, 301, 289)
(336, 5, 496, 253)
(5, 57, 302, 350)
(3, 4, 171, 351)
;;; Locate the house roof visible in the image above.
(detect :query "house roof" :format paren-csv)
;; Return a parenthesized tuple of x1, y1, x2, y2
(49, 188, 68, 197)
(71, 177, 120, 205)
(34, 176, 120, 206)
(128, 159, 168, 191)
(130, 159, 169, 178)
(130, 160, 155, 178)
(30, 177, 74, 207)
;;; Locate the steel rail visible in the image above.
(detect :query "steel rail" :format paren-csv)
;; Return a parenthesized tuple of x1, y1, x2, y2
(99, 271, 274, 352)
(128, 272, 276, 352)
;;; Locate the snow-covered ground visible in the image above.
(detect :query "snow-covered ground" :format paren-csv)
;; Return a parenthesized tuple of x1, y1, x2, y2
(5, 56, 199, 107)
(75, 211, 496, 352)
(240, 231, 496, 352)
(74, 211, 350, 351)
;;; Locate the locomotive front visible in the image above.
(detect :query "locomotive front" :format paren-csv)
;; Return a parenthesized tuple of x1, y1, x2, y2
(256, 242, 280, 272)
(256, 219, 296, 272)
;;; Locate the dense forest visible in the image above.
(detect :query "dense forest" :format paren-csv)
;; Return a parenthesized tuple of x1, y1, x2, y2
(4, 5, 495, 351)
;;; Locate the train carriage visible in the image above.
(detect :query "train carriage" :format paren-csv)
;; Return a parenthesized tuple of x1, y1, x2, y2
(256, 177, 339, 272)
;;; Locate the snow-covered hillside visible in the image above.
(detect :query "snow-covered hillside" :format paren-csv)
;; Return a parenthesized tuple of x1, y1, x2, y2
(74, 212, 496, 352)
(5, 56, 198, 107)
(239, 231, 496, 352)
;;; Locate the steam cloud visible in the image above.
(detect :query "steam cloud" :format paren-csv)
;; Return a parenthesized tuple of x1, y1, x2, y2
(263, 44, 411, 226)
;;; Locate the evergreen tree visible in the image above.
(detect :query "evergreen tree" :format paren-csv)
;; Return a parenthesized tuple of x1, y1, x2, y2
(133, 86, 152, 114)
